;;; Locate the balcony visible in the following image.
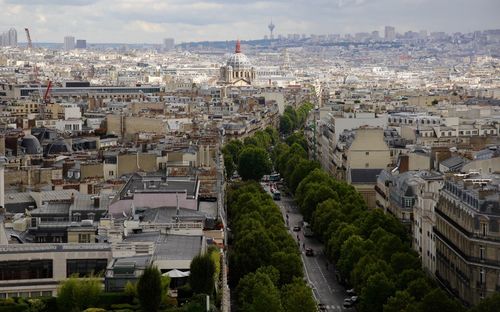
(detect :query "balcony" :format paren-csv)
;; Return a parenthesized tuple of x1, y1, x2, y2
(436, 208, 500, 244)
(434, 229, 500, 269)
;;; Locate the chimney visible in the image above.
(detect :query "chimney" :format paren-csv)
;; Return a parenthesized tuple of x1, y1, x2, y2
(93, 196, 100, 208)
(398, 155, 409, 173)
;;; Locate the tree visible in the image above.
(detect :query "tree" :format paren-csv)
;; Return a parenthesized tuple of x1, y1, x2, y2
(359, 272, 395, 312)
(279, 115, 293, 134)
(137, 265, 163, 312)
(285, 132, 308, 151)
(469, 292, 500, 312)
(383, 290, 416, 312)
(270, 251, 303, 286)
(390, 252, 420, 274)
(418, 288, 465, 312)
(189, 253, 216, 295)
(57, 276, 102, 312)
(288, 159, 320, 193)
(222, 140, 243, 164)
(224, 153, 235, 179)
(236, 270, 283, 312)
(281, 279, 317, 312)
(237, 146, 272, 181)
(337, 235, 373, 277)
(300, 183, 337, 221)
(230, 229, 277, 285)
(406, 277, 432, 301)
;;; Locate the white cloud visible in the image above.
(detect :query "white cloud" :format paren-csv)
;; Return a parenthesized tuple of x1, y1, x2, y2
(0, 0, 498, 43)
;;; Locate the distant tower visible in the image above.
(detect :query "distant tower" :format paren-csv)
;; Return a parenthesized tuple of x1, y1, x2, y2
(268, 20, 275, 40)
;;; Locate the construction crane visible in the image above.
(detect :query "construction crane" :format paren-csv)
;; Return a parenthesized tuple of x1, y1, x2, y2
(24, 28, 32, 50)
(43, 81, 52, 104)
(39, 80, 52, 119)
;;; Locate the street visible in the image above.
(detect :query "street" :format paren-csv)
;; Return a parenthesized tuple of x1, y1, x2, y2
(264, 183, 352, 311)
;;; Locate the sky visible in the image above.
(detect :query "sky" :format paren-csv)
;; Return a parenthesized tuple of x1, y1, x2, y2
(0, 0, 499, 44)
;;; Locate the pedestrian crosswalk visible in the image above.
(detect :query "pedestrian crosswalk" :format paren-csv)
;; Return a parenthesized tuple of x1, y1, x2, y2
(321, 305, 343, 310)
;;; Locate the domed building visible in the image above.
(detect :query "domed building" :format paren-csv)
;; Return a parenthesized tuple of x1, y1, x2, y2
(220, 40, 256, 86)
(20, 134, 42, 155)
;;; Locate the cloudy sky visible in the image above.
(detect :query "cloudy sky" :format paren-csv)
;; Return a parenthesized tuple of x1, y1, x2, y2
(1, 0, 499, 44)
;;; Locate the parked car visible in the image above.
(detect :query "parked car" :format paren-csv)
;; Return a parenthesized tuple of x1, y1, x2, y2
(317, 303, 327, 311)
(293, 226, 301, 232)
(305, 248, 315, 256)
(343, 298, 354, 308)
(351, 296, 358, 303)
(346, 288, 356, 296)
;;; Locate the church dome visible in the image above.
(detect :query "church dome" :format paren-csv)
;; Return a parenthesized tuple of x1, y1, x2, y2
(45, 138, 72, 155)
(226, 40, 252, 70)
(20, 134, 42, 154)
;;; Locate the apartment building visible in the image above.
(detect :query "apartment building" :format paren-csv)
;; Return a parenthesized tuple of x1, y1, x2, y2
(435, 173, 500, 305)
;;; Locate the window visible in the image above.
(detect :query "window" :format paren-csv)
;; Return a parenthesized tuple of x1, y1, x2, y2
(480, 245, 485, 260)
(365, 163, 369, 168)
(0, 260, 53, 280)
(365, 152, 370, 155)
(482, 223, 488, 236)
(480, 269, 485, 284)
(78, 234, 91, 243)
(108, 171, 114, 176)
(66, 259, 107, 277)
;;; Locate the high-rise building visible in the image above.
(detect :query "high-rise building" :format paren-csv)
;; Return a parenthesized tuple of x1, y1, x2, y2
(76, 39, 87, 49)
(163, 38, 175, 51)
(0, 28, 17, 47)
(64, 36, 75, 50)
(7, 28, 17, 46)
(385, 26, 396, 41)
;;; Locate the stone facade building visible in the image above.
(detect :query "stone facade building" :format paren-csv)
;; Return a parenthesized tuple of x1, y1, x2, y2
(435, 173, 500, 305)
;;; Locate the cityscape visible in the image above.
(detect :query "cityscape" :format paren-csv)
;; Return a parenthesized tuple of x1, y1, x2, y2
(0, 0, 499, 312)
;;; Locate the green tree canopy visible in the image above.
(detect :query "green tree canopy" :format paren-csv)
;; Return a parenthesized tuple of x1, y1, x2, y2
(280, 278, 317, 312)
(270, 251, 303, 286)
(359, 272, 396, 312)
(383, 290, 416, 312)
(190, 253, 216, 295)
(279, 115, 293, 134)
(137, 265, 163, 312)
(236, 270, 283, 312)
(237, 146, 272, 181)
(224, 153, 235, 179)
(418, 288, 465, 312)
(469, 292, 500, 312)
(57, 276, 102, 312)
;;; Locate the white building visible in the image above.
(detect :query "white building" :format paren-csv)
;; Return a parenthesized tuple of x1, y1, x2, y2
(64, 36, 75, 51)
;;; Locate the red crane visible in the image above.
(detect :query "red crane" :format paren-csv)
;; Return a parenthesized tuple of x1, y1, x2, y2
(39, 80, 52, 119)
(43, 80, 52, 104)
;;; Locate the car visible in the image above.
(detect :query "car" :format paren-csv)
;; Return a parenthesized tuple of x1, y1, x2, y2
(344, 298, 352, 304)
(343, 301, 354, 308)
(351, 296, 358, 303)
(317, 303, 327, 311)
(346, 288, 356, 296)
(305, 248, 315, 256)
(293, 226, 301, 232)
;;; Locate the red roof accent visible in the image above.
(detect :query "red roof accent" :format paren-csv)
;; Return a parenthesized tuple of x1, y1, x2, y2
(235, 40, 241, 53)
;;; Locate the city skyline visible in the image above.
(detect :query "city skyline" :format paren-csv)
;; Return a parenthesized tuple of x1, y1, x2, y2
(0, 0, 499, 43)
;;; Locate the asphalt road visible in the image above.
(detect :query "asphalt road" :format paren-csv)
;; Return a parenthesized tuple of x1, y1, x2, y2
(264, 183, 353, 311)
